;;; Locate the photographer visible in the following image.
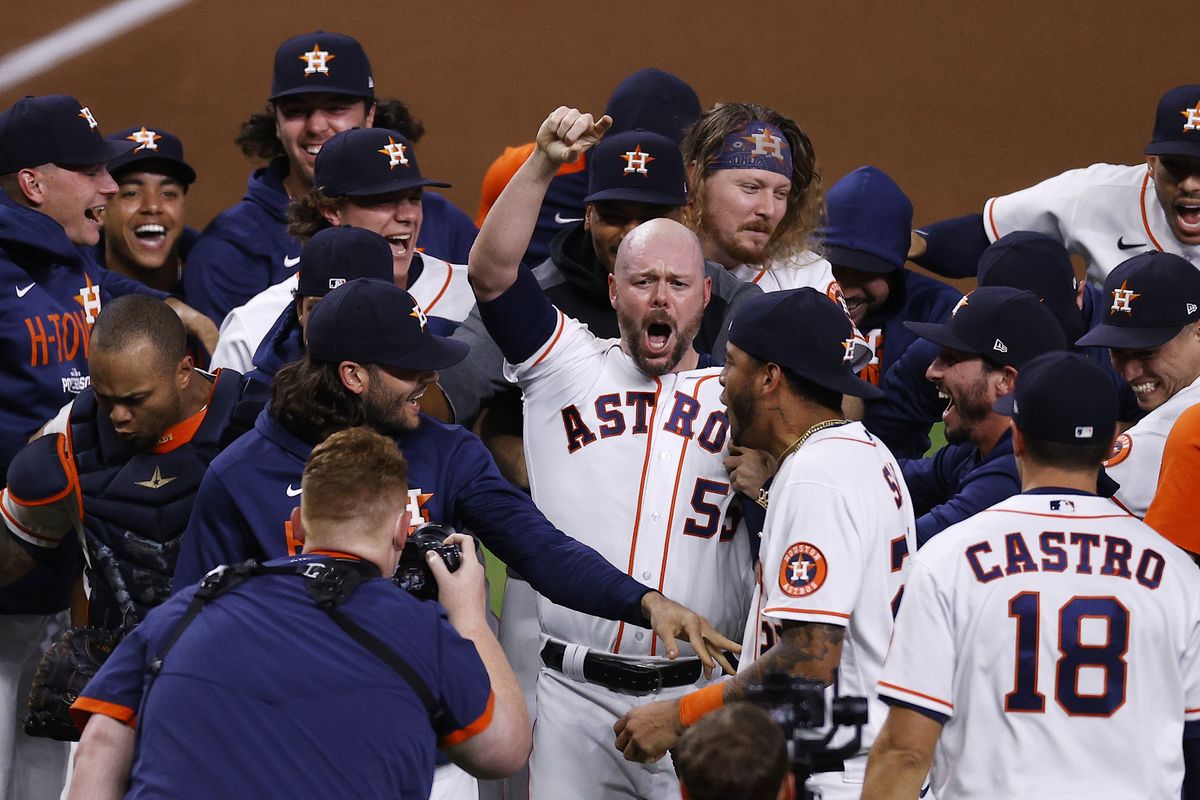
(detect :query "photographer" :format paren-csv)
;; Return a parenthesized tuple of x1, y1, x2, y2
(675, 704, 795, 800)
(66, 427, 530, 799)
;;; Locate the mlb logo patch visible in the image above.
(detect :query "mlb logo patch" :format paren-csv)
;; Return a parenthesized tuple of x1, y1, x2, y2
(1074, 426, 1093, 438)
(328, 278, 346, 290)
(1050, 499, 1076, 513)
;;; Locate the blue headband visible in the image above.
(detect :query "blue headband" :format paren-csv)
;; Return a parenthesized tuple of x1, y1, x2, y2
(706, 121, 793, 177)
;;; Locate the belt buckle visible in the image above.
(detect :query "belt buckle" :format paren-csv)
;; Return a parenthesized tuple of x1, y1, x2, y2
(629, 662, 665, 695)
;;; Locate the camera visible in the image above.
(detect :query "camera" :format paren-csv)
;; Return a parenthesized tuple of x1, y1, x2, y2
(745, 671, 868, 799)
(392, 522, 462, 600)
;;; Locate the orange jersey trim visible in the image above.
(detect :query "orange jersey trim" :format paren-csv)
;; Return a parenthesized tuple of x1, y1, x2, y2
(70, 696, 137, 732)
(762, 606, 850, 620)
(986, 197, 1002, 240)
(529, 310, 566, 369)
(439, 691, 495, 747)
(613, 376, 664, 654)
(819, 435, 877, 448)
(1144, 403, 1200, 553)
(306, 549, 364, 560)
(878, 680, 954, 711)
(422, 266, 455, 315)
(151, 375, 218, 454)
(1139, 169, 1166, 252)
(0, 500, 61, 545)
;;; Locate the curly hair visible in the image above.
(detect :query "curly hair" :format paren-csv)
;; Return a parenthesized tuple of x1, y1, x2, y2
(286, 188, 344, 242)
(235, 98, 426, 161)
(269, 356, 366, 444)
(681, 102, 823, 263)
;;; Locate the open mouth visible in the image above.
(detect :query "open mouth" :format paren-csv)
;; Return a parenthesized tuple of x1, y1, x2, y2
(304, 143, 323, 157)
(85, 205, 105, 225)
(938, 388, 955, 421)
(386, 233, 411, 257)
(1176, 200, 1200, 235)
(133, 223, 168, 250)
(407, 387, 426, 412)
(644, 322, 674, 356)
(1130, 380, 1158, 398)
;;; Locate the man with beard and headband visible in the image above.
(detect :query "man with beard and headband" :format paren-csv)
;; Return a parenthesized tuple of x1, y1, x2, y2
(614, 288, 916, 800)
(900, 286, 1068, 546)
(468, 106, 750, 800)
(173, 277, 732, 800)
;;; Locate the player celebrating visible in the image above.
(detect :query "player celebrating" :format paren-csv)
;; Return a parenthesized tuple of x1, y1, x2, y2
(864, 352, 1200, 799)
(911, 84, 1200, 285)
(614, 289, 916, 800)
(1075, 250, 1200, 517)
(468, 106, 749, 800)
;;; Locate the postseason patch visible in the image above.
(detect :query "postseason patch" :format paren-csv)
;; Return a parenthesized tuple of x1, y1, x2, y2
(1103, 432, 1133, 468)
(779, 542, 827, 598)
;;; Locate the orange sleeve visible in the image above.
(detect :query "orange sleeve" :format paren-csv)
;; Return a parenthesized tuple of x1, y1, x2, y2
(1145, 403, 1200, 554)
(438, 691, 495, 747)
(476, 144, 537, 226)
(70, 696, 137, 733)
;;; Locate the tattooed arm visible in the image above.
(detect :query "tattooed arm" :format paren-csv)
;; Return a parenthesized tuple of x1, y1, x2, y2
(613, 621, 846, 763)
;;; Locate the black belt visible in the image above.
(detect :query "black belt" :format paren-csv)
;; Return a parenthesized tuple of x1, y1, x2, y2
(540, 640, 710, 695)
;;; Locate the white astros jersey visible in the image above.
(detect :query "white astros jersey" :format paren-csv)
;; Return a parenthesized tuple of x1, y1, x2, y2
(1105, 374, 1200, 517)
(507, 310, 754, 657)
(878, 492, 1200, 800)
(739, 421, 917, 789)
(983, 163, 1200, 285)
(731, 249, 836, 292)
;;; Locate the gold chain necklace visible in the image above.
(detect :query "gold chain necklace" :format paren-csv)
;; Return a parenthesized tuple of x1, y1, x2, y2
(755, 418, 850, 510)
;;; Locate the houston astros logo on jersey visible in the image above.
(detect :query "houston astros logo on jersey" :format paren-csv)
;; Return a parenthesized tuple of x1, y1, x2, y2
(1182, 102, 1200, 132)
(299, 44, 334, 76)
(78, 107, 97, 129)
(126, 127, 161, 152)
(621, 145, 654, 176)
(1110, 280, 1140, 314)
(1104, 432, 1133, 467)
(378, 136, 409, 168)
(779, 542, 827, 598)
(744, 127, 787, 160)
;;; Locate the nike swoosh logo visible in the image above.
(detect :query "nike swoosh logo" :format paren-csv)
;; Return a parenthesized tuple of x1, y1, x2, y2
(15, 283, 34, 297)
(554, 213, 584, 224)
(286, 484, 302, 497)
(1117, 237, 1147, 250)
(284, 255, 301, 268)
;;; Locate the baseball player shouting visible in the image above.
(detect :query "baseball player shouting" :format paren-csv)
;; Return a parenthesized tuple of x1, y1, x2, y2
(468, 107, 750, 800)
(864, 352, 1200, 799)
(911, 84, 1200, 285)
(615, 289, 916, 800)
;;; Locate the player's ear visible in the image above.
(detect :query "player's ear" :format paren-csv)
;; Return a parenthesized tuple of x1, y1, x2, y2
(1010, 423, 1026, 457)
(174, 353, 194, 391)
(994, 365, 1019, 397)
(393, 509, 411, 553)
(16, 167, 44, 205)
(364, 100, 377, 128)
(338, 361, 369, 395)
(608, 272, 618, 310)
(289, 506, 306, 546)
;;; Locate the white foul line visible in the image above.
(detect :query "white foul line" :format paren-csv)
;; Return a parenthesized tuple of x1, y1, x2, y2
(0, 0, 196, 93)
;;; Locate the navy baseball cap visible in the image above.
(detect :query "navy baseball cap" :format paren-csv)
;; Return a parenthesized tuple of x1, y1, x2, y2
(993, 352, 1118, 447)
(307, 278, 468, 371)
(905, 286, 1068, 368)
(584, 130, 688, 206)
(978, 231, 1085, 345)
(1075, 251, 1200, 349)
(296, 227, 394, 297)
(1145, 85, 1200, 159)
(819, 165, 912, 274)
(269, 31, 374, 102)
(604, 68, 701, 144)
(315, 127, 450, 198)
(728, 288, 884, 399)
(0, 95, 130, 173)
(105, 125, 196, 186)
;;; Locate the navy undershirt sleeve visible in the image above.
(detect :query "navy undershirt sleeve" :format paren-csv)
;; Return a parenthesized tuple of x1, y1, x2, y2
(476, 266, 559, 365)
(912, 213, 990, 279)
(879, 695, 950, 726)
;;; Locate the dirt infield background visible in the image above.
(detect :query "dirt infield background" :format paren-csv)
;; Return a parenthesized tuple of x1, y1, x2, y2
(3, 2, 1199, 237)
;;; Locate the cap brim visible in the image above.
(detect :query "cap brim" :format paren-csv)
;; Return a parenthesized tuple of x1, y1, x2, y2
(378, 335, 468, 372)
(340, 177, 452, 197)
(56, 138, 134, 168)
(583, 188, 687, 206)
(903, 320, 981, 355)
(791, 367, 885, 400)
(1075, 323, 1181, 349)
(823, 243, 902, 274)
(109, 156, 197, 186)
(992, 393, 1016, 416)
(269, 86, 374, 102)
(1145, 141, 1200, 158)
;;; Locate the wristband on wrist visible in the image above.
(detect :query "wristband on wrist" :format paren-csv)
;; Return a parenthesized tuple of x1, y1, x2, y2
(678, 682, 725, 727)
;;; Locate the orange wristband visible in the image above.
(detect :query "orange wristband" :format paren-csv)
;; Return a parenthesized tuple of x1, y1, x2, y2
(678, 682, 725, 727)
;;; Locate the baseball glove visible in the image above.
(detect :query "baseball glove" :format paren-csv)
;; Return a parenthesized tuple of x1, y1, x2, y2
(24, 626, 122, 741)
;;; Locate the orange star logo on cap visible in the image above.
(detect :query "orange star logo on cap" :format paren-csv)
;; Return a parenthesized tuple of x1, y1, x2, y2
(378, 136, 409, 169)
(126, 127, 162, 152)
(1110, 281, 1140, 315)
(620, 145, 654, 176)
(1181, 103, 1200, 132)
(410, 302, 428, 331)
(299, 44, 334, 76)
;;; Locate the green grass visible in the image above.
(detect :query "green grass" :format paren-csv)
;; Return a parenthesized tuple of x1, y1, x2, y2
(482, 423, 949, 617)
